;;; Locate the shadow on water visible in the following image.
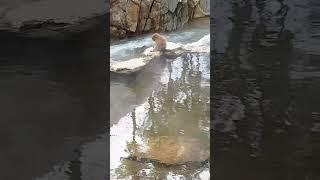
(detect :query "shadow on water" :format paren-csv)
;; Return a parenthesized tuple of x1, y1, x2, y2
(0, 17, 106, 180)
(213, 0, 320, 179)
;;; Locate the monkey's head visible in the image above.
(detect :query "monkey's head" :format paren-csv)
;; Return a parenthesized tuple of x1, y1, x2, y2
(151, 33, 161, 41)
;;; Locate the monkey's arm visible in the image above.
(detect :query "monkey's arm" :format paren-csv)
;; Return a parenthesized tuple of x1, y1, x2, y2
(151, 44, 159, 52)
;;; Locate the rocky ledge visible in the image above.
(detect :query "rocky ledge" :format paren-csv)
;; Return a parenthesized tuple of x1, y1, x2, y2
(111, 0, 210, 39)
(0, 0, 107, 39)
(110, 34, 209, 74)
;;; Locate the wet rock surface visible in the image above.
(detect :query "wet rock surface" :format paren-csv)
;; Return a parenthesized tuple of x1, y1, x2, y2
(212, 0, 320, 179)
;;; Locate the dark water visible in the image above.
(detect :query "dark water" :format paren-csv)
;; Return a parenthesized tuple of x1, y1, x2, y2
(212, 0, 320, 179)
(0, 18, 106, 179)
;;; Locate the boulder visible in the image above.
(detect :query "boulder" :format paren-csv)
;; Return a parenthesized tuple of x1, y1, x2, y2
(110, 34, 210, 74)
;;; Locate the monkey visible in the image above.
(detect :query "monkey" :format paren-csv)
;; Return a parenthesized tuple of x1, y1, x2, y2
(151, 33, 167, 52)
(151, 33, 183, 59)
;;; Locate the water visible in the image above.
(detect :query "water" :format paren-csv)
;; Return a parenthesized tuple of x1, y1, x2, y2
(0, 19, 107, 180)
(110, 18, 210, 179)
(213, 0, 320, 179)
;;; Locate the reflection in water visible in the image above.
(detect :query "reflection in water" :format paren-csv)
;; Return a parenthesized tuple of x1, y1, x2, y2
(110, 47, 210, 178)
(213, 0, 320, 179)
(0, 18, 106, 180)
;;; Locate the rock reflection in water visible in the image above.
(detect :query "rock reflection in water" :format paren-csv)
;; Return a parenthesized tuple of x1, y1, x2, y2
(0, 17, 106, 180)
(213, 0, 320, 179)
(111, 51, 210, 179)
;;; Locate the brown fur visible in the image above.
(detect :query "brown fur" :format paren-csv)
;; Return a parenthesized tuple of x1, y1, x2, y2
(151, 33, 167, 52)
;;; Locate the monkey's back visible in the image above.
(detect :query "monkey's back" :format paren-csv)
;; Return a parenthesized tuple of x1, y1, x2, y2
(158, 36, 167, 50)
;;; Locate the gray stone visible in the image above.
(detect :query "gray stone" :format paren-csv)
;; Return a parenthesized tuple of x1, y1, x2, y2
(167, 0, 179, 13)
(111, 0, 194, 40)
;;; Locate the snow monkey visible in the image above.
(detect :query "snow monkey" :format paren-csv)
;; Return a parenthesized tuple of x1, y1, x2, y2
(151, 33, 167, 52)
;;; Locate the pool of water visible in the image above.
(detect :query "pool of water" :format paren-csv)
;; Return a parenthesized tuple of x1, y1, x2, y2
(0, 19, 107, 180)
(212, 0, 320, 179)
(110, 18, 210, 179)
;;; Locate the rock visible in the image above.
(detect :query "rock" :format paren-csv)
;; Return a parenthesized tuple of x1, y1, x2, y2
(168, 0, 179, 13)
(125, 136, 209, 166)
(110, 44, 177, 74)
(196, 0, 210, 17)
(0, 0, 107, 38)
(182, 34, 210, 52)
(110, 34, 210, 74)
(188, 0, 210, 19)
(111, 0, 192, 40)
(111, 26, 126, 39)
(126, 0, 140, 32)
(110, 56, 153, 74)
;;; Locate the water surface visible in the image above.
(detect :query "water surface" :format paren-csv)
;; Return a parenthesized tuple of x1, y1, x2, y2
(212, 0, 320, 179)
(110, 18, 210, 179)
(0, 19, 106, 180)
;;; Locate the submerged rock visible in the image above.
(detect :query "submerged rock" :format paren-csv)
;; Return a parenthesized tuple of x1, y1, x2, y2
(125, 136, 209, 166)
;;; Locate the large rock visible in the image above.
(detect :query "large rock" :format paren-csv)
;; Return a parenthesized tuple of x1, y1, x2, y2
(111, 0, 210, 40)
(0, 0, 107, 38)
(110, 34, 209, 74)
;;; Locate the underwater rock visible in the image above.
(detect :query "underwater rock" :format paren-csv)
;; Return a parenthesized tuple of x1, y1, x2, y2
(125, 136, 209, 166)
